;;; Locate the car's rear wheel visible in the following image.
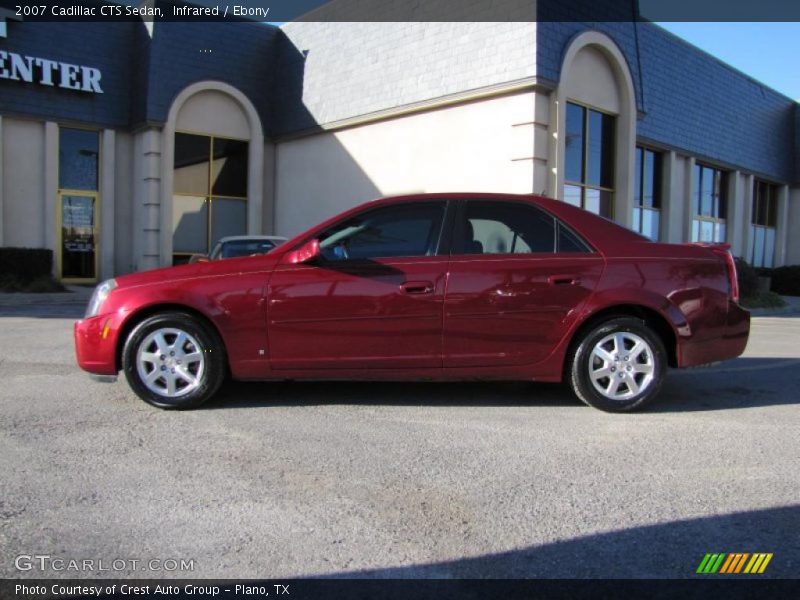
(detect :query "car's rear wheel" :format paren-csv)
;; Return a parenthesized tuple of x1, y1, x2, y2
(122, 312, 225, 409)
(568, 317, 667, 412)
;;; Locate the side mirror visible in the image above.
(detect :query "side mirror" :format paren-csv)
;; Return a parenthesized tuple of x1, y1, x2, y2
(281, 239, 321, 265)
(188, 253, 210, 263)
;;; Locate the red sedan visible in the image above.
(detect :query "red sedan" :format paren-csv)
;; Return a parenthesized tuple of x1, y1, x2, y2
(74, 193, 749, 412)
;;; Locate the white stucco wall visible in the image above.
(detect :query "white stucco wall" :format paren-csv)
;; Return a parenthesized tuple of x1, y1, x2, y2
(176, 90, 251, 140)
(561, 45, 621, 114)
(280, 21, 537, 128)
(274, 91, 537, 237)
(2, 117, 45, 248)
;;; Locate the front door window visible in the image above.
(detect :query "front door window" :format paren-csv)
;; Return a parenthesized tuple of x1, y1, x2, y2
(317, 202, 447, 262)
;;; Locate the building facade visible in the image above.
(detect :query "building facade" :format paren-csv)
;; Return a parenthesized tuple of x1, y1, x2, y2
(1, 3, 798, 283)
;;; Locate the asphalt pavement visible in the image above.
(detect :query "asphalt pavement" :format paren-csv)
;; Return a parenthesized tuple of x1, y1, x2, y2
(0, 301, 797, 579)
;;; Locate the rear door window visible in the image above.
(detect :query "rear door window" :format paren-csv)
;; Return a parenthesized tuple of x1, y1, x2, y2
(454, 201, 556, 255)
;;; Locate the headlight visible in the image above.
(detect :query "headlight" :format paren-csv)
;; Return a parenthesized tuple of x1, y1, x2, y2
(85, 279, 117, 318)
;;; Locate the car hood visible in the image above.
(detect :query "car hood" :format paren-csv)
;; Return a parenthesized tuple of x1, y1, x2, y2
(114, 253, 283, 290)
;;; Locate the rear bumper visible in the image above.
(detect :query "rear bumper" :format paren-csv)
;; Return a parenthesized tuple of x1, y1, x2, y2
(679, 301, 750, 367)
(74, 314, 121, 376)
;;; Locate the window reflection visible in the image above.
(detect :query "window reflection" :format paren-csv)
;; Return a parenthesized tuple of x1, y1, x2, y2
(564, 185, 582, 208)
(60, 195, 97, 279)
(565, 103, 584, 183)
(174, 133, 210, 196)
(58, 128, 100, 281)
(211, 198, 248, 244)
(172, 195, 208, 254)
(587, 111, 614, 188)
(212, 138, 248, 197)
(172, 133, 249, 262)
(691, 163, 727, 244)
(750, 179, 778, 268)
(632, 147, 662, 240)
(564, 102, 615, 218)
(59, 128, 99, 191)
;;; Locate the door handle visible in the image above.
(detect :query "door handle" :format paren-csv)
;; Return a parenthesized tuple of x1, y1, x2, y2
(400, 281, 435, 295)
(547, 274, 580, 286)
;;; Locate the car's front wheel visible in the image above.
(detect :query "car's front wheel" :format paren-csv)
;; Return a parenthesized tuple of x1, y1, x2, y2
(122, 312, 225, 409)
(568, 317, 667, 412)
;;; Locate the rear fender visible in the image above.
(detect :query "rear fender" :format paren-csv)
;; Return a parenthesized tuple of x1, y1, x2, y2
(528, 289, 688, 381)
(579, 289, 691, 338)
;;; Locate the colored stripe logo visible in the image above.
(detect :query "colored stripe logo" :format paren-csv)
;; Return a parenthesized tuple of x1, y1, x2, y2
(696, 553, 773, 574)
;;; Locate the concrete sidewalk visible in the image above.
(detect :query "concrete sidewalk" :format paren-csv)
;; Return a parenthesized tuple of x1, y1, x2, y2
(0, 284, 93, 306)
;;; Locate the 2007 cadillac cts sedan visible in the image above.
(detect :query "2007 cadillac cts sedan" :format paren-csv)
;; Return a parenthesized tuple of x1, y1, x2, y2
(74, 193, 750, 412)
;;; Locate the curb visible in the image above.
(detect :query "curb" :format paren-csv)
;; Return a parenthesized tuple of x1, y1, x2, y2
(0, 285, 92, 307)
(749, 307, 800, 317)
(747, 295, 800, 317)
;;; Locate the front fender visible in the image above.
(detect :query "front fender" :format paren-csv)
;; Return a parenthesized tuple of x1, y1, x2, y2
(110, 272, 269, 377)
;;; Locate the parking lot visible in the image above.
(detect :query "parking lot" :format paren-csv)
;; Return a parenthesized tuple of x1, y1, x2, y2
(0, 301, 798, 579)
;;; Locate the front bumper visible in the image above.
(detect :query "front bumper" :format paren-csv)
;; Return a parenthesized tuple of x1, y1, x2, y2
(74, 313, 122, 376)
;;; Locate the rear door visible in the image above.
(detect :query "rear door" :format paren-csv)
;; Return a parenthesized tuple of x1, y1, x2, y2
(443, 200, 604, 368)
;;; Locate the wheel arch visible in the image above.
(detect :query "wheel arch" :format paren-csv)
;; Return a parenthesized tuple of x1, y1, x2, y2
(564, 303, 679, 376)
(115, 303, 228, 372)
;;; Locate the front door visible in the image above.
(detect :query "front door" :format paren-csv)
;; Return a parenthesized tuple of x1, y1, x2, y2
(58, 192, 99, 283)
(443, 200, 603, 368)
(267, 201, 451, 370)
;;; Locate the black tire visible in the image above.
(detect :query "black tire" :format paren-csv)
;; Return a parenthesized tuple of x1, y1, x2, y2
(568, 317, 667, 413)
(122, 311, 226, 409)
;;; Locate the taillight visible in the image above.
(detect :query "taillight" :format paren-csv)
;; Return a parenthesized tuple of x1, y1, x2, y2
(690, 242, 739, 303)
(711, 247, 739, 303)
(727, 251, 740, 303)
